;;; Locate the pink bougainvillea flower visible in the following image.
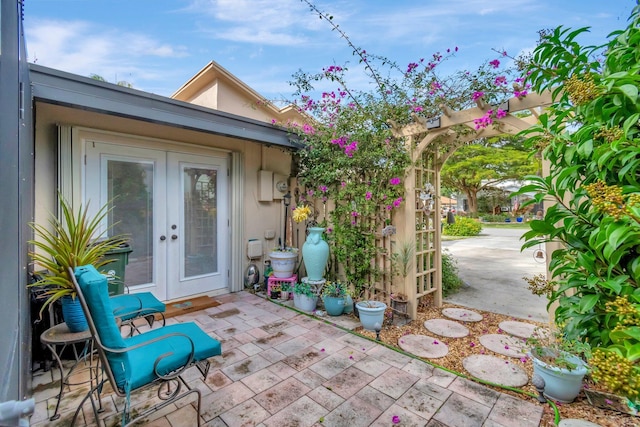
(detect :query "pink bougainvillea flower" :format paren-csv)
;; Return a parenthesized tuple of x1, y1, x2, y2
(470, 342, 475, 347)
(307, 189, 314, 197)
(520, 357, 527, 363)
(349, 355, 354, 360)
(393, 197, 403, 207)
(319, 185, 328, 193)
(433, 340, 439, 345)
(494, 76, 507, 86)
(302, 123, 315, 135)
(392, 415, 401, 424)
(490, 59, 500, 68)
(495, 109, 507, 119)
(320, 348, 325, 352)
(389, 177, 401, 185)
(472, 91, 484, 101)
(406, 62, 419, 73)
(504, 345, 510, 350)
(365, 191, 372, 200)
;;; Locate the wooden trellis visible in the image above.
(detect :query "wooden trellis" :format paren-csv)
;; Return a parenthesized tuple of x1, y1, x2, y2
(390, 92, 553, 319)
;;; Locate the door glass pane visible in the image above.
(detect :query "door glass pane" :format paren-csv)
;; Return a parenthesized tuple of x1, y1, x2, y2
(107, 160, 154, 285)
(183, 167, 217, 277)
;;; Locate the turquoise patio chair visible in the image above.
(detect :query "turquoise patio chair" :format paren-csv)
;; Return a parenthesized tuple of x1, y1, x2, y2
(69, 265, 221, 426)
(110, 291, 166, 335)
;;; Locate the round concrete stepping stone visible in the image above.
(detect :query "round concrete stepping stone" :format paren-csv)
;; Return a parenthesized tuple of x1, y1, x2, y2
(479, 334, 528, 358)
(463, 355, 528, 387)
(498, 320, 540, 339)
(424, 319, 469, 338)
(442, 307, 483, 322)
(558, 420, 603, 427)
(398, 334, 449, 359)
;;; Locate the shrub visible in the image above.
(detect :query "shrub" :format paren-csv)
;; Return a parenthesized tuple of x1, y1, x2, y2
(515, 6, 640, 402)
(442, 250, 464, 296)
(479, 213, 509, 223)
(443, 216, 482, 236)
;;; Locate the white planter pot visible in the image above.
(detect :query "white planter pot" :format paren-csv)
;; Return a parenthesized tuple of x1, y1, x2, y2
(269, 251, 298, 278)
(531, 348, 588, 403)
(356, 301, 387, 331)
(293, 293, 318, 312)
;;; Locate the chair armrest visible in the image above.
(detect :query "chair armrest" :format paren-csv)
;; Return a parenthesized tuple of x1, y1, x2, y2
(111, 294, 163, 322)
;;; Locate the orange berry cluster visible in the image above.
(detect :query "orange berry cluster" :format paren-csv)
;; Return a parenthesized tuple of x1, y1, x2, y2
(590, 348, 639, 398)
(584, 181, 626, 219)
(595, 125, 624, 143)
(564, 73, 600, 106)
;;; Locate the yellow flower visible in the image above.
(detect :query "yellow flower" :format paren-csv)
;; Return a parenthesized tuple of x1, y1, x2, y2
(292, 205, 311, 223)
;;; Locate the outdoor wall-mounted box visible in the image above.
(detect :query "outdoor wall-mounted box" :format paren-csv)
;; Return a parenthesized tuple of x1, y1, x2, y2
(273, 173, 287, 199)
(247, 239, 263, 259)
(258, 170, 273, 201)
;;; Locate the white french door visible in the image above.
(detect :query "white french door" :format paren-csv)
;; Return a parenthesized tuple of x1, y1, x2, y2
(85, 141, 229, 301)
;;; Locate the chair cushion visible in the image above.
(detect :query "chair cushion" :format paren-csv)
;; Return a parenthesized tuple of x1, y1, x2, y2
(75, 265, 126, 350)
(75, 265, 131, 388)
(111, 292, 166, 321)
(122, 322, 222, 390)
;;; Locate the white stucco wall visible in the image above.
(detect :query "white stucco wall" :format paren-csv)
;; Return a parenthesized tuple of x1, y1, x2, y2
(33, 102, 294, 296)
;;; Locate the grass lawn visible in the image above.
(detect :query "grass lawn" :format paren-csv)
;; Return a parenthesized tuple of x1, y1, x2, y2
(482, 222, 531, 229)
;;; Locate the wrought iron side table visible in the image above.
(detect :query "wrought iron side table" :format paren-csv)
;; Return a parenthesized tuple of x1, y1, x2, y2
(40, 322, 101, 421)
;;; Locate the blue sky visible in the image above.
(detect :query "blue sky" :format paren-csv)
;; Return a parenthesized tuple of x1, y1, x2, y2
(24, 1, 636, 102)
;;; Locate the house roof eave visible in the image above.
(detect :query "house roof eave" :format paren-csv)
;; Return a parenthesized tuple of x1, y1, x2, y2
(29, 64, 302, 150)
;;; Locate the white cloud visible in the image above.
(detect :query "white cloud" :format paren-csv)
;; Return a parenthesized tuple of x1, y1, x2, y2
(186, 0, 315, 44)
(25, 18, 189, 86)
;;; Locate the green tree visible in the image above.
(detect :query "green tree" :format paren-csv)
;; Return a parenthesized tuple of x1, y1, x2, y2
(89, 73, 133, 88)
(441, 139, 538, 213)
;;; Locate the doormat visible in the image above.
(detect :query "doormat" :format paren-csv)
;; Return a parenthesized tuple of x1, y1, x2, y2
(161, 296, 220, 319)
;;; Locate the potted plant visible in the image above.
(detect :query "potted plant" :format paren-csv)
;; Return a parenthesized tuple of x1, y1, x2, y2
(321, 281, 346, 316)
(269, 247, 299, 278)
(289, 281, 319, 312)
(390, 240, 413, 316)
(356, 300, 387, 332)
(29, 196, 127, 332)
(526, 327, 590, 403)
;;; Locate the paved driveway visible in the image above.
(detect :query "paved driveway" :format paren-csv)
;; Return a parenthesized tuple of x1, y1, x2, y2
(442, 226, 549, 323)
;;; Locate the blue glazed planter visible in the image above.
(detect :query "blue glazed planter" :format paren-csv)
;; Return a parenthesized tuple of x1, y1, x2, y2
(61, 296, 88, 332)
(323, 296, 345, 316)
(342, 295, 354, 315)
(302, 227, 329, 281)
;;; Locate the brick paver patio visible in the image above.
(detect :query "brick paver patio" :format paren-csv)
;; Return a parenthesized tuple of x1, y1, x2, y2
(30, 291, 543, 426)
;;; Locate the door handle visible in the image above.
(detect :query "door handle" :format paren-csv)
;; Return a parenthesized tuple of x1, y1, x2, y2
(160, 235, 166, 241)
(171, 234, 178, 240)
